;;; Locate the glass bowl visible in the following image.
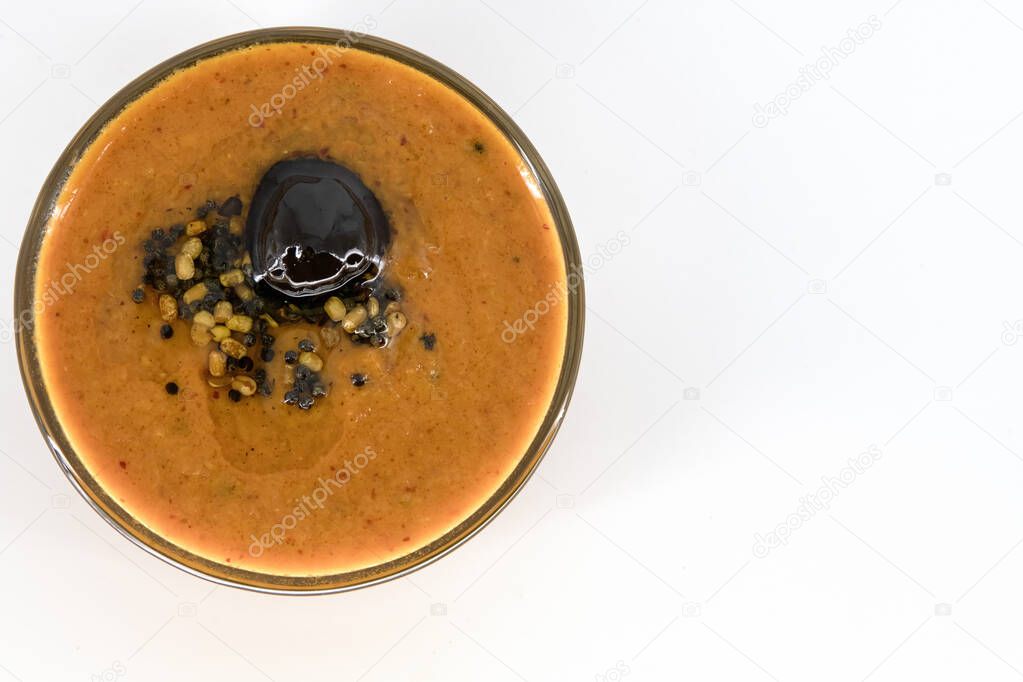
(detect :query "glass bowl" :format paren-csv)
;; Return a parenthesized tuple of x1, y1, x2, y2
(14, 28, 584, 593)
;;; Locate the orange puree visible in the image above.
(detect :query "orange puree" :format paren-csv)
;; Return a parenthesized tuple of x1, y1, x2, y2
(33, 42, 567, 576)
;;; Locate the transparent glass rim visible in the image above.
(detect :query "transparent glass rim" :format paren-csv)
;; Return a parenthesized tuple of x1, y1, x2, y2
(14, 28, 584, 594)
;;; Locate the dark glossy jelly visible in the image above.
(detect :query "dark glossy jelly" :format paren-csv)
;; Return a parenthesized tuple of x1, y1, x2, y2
(246, 157, 390, 299)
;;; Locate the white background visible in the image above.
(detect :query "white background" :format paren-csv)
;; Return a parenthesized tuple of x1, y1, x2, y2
(2, 0, 1022, 680)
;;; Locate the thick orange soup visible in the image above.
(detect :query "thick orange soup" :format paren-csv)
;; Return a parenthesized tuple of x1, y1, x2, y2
(33, 40, 568, 577)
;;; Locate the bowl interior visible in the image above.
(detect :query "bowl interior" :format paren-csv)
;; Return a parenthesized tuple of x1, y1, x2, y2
(14, 28, 584, 593)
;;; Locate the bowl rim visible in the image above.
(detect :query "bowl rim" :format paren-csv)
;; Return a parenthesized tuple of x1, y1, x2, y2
(14, 27, 585, 594)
